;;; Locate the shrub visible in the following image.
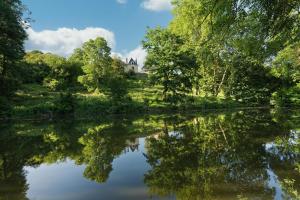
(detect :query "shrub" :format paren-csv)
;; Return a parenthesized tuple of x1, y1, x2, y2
(0, 96, 12, 116)
(271, 86, 300, 107)
(54, 92, 77, 114)
(43, 78, 61, 91)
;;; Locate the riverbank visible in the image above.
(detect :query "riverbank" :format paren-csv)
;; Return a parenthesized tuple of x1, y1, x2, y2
(1, 78, 245, 120)
(4, 76, 299, 121)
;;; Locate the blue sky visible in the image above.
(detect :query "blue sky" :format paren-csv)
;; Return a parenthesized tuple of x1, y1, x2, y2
(22, 0, 173, 64)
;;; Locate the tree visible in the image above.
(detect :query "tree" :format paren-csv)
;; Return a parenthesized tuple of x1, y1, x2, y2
(77, 123, 129, 183)
(0, 0, 28, 96)
(272, 43, 300, 86)
(21, 51, 50, 83)
(42, 53, 74, 91)
(226, 55, 278, 104)
(78, 37, 112, 92)
(143, 28, 197, 103)
(20, 51, 82, 90)
(271, 42, 300, 107)
(103, 57, 129, 103)
(68, 48, 84, 85)
(68, 48, 84, 67)
(170, 0, 300, 103)
(77, 38, 129, 104)
(144, 110, 291, 199)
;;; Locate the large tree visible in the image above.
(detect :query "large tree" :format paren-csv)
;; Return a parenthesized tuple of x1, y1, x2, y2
(22, 51, 50, 83)
(270, 42, 300, 107)
(77, 38, 129, 103)
(78, 37, 112, 92)
(170, 0, 300, 103)
(143, 27, 197, 103)
(0, 0, 28, 96)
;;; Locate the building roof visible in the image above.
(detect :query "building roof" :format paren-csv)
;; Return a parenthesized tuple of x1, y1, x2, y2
(128, 58, 137, 65)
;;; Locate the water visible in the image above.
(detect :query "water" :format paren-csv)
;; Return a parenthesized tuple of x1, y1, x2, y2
(0, 109, 299, 200)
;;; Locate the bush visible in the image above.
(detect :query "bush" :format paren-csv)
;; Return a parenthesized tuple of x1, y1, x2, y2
(54, 92, 77, 114)
(271, 86, 300, 107)
(0, 96, 12, 116)
(43, 78, 61, 91)
(125, 70, 136, 78)
(0, 75, 20, 97)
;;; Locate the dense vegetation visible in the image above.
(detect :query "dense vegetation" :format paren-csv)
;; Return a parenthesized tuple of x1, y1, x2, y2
(0, 0, 300, 119)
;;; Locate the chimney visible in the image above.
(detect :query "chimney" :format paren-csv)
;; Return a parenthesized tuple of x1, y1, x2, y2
(135, 58, 138, 65)
(126, 58, 128, 64)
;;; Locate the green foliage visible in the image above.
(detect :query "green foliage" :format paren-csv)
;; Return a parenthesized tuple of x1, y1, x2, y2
(78, 124, 126, 183)
(0, 0, 27, 63)
(271, 86, 300, 108)
(2, 0, 300, 117)
(100, 57, 129, 103)
(143, 27, 197, 104)
(42, 53, 72, 91)
(0, 73, 20, 97)
(272, 42, 300, 86)
(105, 75, 129, 101)
(53, 92, 76, 115)
(270, 43, 300, 107)
(169, 0, 300, 104)
(111, 57, 126, 75)
(78, 37, 112, 92)
(144, 110, 300, 199)
(0, 0, 27, 98)
(0, 109, 300, 198)
(21, 51, 82, 91)
(43, 78, 60, 91)
(0, 96, 11, 116)
(226, 56, 278, 104)
(68, 48, 84, 67)
(76, 38, 130, 105)
(21, 51, 50, 83)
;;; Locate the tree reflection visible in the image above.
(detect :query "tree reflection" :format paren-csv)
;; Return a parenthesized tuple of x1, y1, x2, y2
(0, 120, 86, 199)
(76, 117, 140, 183)
(77, 124, 119, 183)
(0, 109, 299, 199)
(0, 123, 45, 200)
(144, 110, 300, 199)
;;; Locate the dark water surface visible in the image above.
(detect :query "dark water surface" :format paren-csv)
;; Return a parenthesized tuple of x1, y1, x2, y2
(0, 109, 299, 200)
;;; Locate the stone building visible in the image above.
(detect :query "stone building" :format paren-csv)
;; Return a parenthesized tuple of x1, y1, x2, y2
(124, 58, 139, 73)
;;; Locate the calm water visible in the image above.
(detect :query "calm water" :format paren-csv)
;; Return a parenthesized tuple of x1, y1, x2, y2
(0, 109, 299, 200)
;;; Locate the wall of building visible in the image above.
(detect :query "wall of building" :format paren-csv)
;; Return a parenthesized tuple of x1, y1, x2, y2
(124, 64, 138, 73)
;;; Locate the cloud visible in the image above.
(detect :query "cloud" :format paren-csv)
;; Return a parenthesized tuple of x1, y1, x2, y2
(141, 0, 172, 11)
(116, 0, 127, 4)
(25, 27, 116, 56)
(25, 27, 147, 71)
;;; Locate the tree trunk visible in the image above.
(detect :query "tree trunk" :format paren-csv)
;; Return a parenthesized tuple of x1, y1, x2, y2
(0, 55, 5, 76)
(216, 67, 228, 96)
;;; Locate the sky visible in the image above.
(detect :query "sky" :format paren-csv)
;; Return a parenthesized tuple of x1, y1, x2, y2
(22, 0, 173, 66)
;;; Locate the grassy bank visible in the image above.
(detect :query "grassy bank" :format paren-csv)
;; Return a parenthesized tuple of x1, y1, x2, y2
(3, 77, 242, 120)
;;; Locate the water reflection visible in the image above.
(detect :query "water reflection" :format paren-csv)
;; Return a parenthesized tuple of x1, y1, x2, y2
(0, 109, 299, 200)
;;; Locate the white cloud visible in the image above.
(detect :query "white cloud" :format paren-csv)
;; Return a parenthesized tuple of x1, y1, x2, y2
(116, 0, 127, 4)
(25, 27, 116, 56)
(141, 0, 172, 11)
(25, 27, 147, 71)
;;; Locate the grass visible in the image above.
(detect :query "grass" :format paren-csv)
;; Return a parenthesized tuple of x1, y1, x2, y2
(6, 76, 242, 119)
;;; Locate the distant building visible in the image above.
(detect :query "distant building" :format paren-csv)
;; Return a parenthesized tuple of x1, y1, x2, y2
(124, 58, 139, 73)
